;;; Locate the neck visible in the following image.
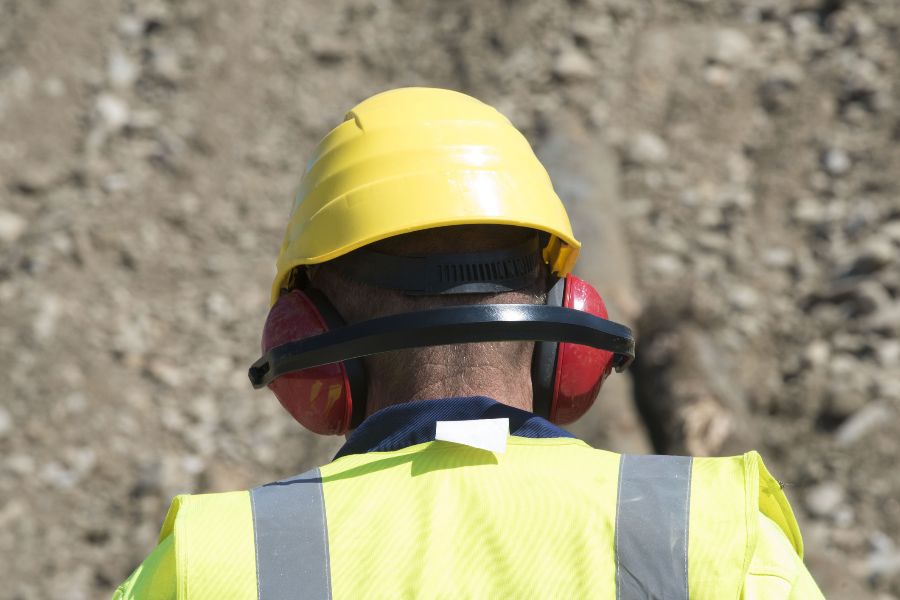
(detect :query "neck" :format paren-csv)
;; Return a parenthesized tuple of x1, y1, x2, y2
(363, 353, 534, 416)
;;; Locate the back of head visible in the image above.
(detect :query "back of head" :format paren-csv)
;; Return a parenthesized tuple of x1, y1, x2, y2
(308, 224, 549, 416)
(268, 88, 583, 419)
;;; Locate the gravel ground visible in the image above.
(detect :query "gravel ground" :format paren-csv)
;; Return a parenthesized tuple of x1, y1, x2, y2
(1, 1, 898, 598)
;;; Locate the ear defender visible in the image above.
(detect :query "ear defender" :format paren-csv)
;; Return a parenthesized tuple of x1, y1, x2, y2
(531, 275, 616, 425)
(260, 290, 366, 435)
(261, 274, 619, 434)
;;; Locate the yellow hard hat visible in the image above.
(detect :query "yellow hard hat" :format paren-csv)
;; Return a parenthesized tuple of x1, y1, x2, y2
(271, 87, 581, 305)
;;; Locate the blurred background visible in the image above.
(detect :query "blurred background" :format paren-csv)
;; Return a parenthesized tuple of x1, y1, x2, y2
(1, 0, 898, 598)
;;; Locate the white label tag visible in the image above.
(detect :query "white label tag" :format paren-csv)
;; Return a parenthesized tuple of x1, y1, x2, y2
(434, 418, 509, 454)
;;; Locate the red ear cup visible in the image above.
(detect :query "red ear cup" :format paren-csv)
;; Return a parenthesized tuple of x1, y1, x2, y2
(549, 275, 616, 424)
(261, 290, 354, 435)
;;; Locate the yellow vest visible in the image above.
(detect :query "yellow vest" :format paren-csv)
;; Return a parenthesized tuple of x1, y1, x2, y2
(115, 438, 819, 599)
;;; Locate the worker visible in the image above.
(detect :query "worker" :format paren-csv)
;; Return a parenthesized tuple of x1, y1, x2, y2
(114, 87, 823, 599)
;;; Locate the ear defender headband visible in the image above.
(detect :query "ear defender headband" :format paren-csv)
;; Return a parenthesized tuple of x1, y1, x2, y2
(249, 243, 636, 435)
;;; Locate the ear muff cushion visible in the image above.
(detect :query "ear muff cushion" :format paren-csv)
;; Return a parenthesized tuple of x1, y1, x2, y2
(261, 290, 363, 435)
(531, 278, 565, 419)
(550, 275, 616, 424)
(301, 289, 368, 429)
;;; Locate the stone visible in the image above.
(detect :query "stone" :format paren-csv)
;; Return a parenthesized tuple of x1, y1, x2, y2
(704, 64, 733, 87)
(0, 406, 11, 438)
(882, 220, 900, 243)
(553, 49, 595, 80)
(835, 402, 893, 446)
(33, 296, 62, 341)
(875, 377, 900, 402)
(814, 277, 891, 317)
(865, 301, 900, 335)
(769, 61, 805, 86)
(151, 46, 182, 81)
(870, 530, 896, 554)
(95, 93, 130, 131)
(108, 49, 139, 88)
(63, 392, 88, 414)
(843, 199, 882, 236)
(649, 253, 684, 277)
(42, 77, 65, 98)
(205, 291, 235, 320)
(40, 461, 78, 490)
(129, 109, 161, 129)
(13, 165, 58, 194)
(146, 360, 184, 387)
(102, 173, 130, 192)
(833, 505, 855, 528)
(729, 285, 759, 310)
(117, 15, 144, 37)
(876, 339, 900, 367)
(709, 28, 753, 67)
(0, 211, 27, 244)
(627, 132, 669, 165)
(844, 237, 895, 276)
(824, 380, 869, 421)
(6, 453, 35, 475)
(822, 148, 851, 176)
(832, 333, 866, 355)
(763, 247, 794, 269)
(867, 531, 900, 579)
(181, 455, 206, 475)
(66, 447, 97, 477)
(793, 198, 825, 224)
(10, 66, 32, 99)
(758, 79, 793, 113)
(804, 340, 831, 368)
(131, 461, 164, 498)
(697, 206, 723, 227)
(309, 34, 347, 62)
(805, 481, 846, 518)
(588, 102, 610, 128)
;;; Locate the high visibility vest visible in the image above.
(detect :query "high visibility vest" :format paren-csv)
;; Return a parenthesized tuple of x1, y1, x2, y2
(153, 439, 803, 599)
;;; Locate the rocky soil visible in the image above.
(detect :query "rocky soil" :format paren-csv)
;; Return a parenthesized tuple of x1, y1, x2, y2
(1, 1, 898, 598)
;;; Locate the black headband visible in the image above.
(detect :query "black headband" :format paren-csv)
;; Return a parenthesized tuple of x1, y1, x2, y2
(248, 304, 635, 389)
(331, 236, 543, 295)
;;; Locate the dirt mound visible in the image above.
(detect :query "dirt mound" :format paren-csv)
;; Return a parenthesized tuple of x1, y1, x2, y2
(1, 1, 898, 598)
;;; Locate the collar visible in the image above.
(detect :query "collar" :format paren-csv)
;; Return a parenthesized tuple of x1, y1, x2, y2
(335, 396, 574, 459)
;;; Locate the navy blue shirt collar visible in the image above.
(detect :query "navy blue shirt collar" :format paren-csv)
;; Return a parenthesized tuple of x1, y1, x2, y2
(335, 396, 574, 459)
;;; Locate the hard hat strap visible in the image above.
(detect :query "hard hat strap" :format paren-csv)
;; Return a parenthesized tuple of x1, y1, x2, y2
(331, 236, 543, 295)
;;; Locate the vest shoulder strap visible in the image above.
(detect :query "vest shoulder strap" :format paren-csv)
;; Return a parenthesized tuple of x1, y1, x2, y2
(752, 452, 803, 557)
(162, 469, 332, 600)
(160, 490, 258, 600)
(683, 450, 802, 600)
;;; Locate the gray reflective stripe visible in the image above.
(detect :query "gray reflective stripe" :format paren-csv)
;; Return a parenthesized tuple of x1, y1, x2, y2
(250, 467, 332, 599)
(615, 454, 693, 600)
